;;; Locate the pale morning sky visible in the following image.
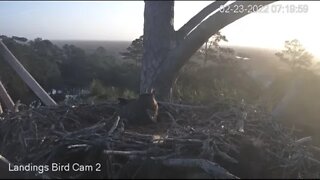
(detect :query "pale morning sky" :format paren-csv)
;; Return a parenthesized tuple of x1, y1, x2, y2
(1, 1, 320, 57)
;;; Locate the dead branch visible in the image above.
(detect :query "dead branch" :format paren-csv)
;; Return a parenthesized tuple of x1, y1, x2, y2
(162, 158, 239, 179)
(108, 116, 121, 136)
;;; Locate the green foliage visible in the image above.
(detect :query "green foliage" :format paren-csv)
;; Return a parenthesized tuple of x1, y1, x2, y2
(12, 36, 28, 42)
(172, 63, 262, 105)
(120, 35, 143, 66)
(0, 34, 262, 107)
(0, 36, 63, 102)
(265, 39, 315, 111)
(90, 79, 106, 98)
(165, 32, 259, 105)
(59, 44, 93, 88)
(194, 31, 235, 65)
(89, 79, 137, 101)
(88, 47, 140, 91)
(275, 39, 313, 70)
(120, 33, 235, 68)
(0, 36, 140, 104)
(120, 34, 261, 105)
(259, 71, 293, 112)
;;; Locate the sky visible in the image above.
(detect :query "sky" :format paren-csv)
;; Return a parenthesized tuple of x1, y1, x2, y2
(1, 1, 320, 57)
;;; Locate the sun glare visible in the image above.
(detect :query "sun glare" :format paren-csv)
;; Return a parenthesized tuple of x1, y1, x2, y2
(1, 1, 320, 60)
(214, 1, 320, 60)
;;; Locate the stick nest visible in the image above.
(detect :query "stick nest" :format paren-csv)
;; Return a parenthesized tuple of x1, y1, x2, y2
(0, 99, 319, 179)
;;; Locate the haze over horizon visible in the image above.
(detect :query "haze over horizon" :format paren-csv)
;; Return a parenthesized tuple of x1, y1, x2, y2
(1, 1, 320, 58)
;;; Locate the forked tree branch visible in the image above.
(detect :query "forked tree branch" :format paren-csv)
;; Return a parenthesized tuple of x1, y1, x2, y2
(176, 1, 228, 40)
(157, 1, 277, 85)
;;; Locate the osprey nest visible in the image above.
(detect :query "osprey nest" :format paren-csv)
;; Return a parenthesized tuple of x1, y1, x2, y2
(0, 99, 320, 179)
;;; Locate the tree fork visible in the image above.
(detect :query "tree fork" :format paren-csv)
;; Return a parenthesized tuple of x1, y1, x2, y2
(141, 1, 276, 98)
(155, 1, 276, 97)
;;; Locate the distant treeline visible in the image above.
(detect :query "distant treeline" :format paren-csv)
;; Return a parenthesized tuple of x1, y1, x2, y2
(0, 35, 270, 106)
(0, 36, 140, 103)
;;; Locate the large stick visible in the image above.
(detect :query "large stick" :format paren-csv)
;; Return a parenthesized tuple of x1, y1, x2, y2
(0, 80, 15, 111)
(0, 40, 57, 106)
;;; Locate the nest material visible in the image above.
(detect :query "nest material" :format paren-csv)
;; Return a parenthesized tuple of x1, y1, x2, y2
(0, 99, 319, 179)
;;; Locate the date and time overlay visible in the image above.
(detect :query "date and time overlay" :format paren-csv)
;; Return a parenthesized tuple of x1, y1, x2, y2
(220, 3, 309, 14)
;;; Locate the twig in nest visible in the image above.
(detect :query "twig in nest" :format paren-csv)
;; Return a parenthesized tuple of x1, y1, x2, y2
(67, 144, 89, 149)
(294, 136, 312, 146)
(124, 131, 154, 138)
(311, 145, 320, 153)
(213, 143, 238, 164)
(207, 112, 225, 121)
(306, 156, 320, 165)
(162, 158, 239, 179)
(61, 122, 106, 138)
(165, 111, 181, 127)
(103, 150, 147, 156)
(157, 137, 203, 144)
(108, 116, 121, 136)
(158, 101, 208, 109)
(150, 153, 179, 160)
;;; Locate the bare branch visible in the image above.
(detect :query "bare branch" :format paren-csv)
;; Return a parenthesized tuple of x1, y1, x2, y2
(103, 150, 147, 155)
(158, 101, 208, 109)
(295, 136, 312, 145)
(0, 81, 15, 111)
(162, 158, 239, 179)
(156, 1, 276, 85)
(108, 116, 121, 136)
(176, 1, 228, 40)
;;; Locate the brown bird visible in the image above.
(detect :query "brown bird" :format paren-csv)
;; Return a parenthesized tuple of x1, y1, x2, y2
(118, 89, 158, 125)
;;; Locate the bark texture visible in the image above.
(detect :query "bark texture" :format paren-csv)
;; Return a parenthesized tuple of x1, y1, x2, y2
(141, 1, 276, 98)
(140, 1, 175, 95)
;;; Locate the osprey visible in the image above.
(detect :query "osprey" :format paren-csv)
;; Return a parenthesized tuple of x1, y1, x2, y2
(118, 89, 158, 125)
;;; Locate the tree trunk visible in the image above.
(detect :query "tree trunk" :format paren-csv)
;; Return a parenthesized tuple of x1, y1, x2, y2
(141, 1, 276, 99)
(140, 1, 175, 96)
